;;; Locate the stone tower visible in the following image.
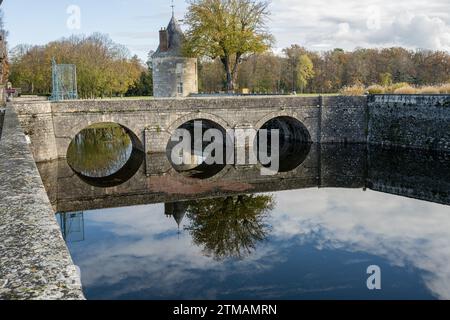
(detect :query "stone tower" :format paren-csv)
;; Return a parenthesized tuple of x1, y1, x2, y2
(152, 14, 198, 98)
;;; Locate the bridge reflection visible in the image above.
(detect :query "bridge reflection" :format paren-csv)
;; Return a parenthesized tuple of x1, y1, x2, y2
(40, 144, 450, 215)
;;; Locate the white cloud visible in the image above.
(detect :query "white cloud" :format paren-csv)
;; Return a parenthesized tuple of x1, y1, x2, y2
(70, 187, 450, 300)
(269, 0, 450, 52)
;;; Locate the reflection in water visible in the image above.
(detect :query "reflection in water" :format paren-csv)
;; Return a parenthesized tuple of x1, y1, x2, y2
(166, 119, 228, 180)
(67, 123, 144, 187)
(46, 143, 450, 300)
(58, 212, 85, 243)
(185, 195, 274, 260)
(258, 116, 312, 173)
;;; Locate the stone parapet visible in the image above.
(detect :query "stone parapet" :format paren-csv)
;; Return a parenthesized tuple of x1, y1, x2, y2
(0, 106, 84, 300)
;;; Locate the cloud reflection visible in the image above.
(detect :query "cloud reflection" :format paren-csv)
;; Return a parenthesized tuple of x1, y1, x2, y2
(68, 187, 450, 299)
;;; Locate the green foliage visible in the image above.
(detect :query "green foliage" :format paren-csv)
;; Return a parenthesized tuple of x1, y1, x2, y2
(296, 54, 314, 93)
(379, 72, 393, 87)
(184, 0, 273, 91)
(9, 34, 146, 98)
(126, 70, 153, 97)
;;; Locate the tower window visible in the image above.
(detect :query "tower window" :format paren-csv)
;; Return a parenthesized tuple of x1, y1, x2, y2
(176, 63, 183, 74)
(177, 82, 183, 94)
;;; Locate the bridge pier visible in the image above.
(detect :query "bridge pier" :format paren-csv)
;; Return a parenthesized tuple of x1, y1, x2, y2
(234, 123, 256, 166)
(145, 126, 171, 154)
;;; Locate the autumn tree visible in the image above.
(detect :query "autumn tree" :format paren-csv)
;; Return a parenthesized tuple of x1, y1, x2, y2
(184, 0, 273, 92)
(198, 58, 226, 92)
(0, 8, 8, 85)
(186, 194, 274, 260)
(296, 54, 314, 93)
(238, 52, 281, 93)
(9, 34, 145, 98)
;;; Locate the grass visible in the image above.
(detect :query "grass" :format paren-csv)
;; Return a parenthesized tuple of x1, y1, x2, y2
(296, 93, 339, 97)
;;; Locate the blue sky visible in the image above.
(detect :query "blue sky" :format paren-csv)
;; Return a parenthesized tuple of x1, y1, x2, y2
(2, 0, 450, 62)
(2, 0, 188, 61)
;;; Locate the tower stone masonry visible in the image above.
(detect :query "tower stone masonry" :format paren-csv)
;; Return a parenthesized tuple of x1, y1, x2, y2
(152, 15, 198, 98)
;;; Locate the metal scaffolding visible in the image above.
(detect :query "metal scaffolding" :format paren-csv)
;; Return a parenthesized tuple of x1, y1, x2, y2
(58, 212, 85, 243)
(51, 58, 78, 101)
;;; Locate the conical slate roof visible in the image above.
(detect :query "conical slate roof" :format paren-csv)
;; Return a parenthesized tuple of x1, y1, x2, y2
(165, 202, 188, 229)
(153, 16, 185, 58)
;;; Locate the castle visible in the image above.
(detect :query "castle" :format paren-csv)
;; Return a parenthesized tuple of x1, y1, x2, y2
(152, 14, 198, 98)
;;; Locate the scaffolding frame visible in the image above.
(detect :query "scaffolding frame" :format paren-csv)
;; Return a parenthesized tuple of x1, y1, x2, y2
(51, 58, 78, 101)
(58, 211, 85, 243)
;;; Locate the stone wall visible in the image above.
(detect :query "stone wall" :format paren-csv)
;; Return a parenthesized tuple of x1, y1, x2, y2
(367, 145, 450, 206)
(321, 96, 368, 143)
(0, 107, 84, 300)
(368, 95, 450, 152)
(11, 94, 450, 162)
(13, 100, 58, 162)
(0, 107, 4, 140)
(152, 57, 198, 97)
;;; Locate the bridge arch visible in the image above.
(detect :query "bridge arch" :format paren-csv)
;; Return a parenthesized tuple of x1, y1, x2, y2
(165, 112, 231, 180)
(66, 122, 145, 187)
(254, 112, 312, 173)
(167, 112, 232, 135)
(61, 118, 144, 156)
(254, 111, 312, 141)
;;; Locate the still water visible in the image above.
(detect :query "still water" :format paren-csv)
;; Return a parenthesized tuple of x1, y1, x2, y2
(39, 124, 450, 300)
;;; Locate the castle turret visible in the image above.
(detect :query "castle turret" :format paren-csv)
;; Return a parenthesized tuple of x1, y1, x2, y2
(165, 202, 188, 233)
(152, 15, 198, 98)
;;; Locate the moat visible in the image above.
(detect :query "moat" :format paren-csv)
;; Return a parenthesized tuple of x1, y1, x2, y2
(35, 124, 450, 300)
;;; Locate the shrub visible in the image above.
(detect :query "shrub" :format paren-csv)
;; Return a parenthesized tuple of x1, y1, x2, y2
(386, 82, 410, 94)
(394, 85, 417, 94)
(367, 84, 385, 94)
(418, 86, 440, 94)
(438, 83, 450, 94)
(340, 84, 366, 96)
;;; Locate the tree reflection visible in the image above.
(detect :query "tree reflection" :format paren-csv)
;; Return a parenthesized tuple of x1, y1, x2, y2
(66, 123, 144, 188)
(185, 195, 274, 260)
(67, 124, 133, 177)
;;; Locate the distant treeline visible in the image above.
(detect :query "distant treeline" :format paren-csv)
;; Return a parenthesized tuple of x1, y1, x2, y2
(199, 45, 450, 94)
(9, 33, 152, 98)
(9, 36, 450, 97)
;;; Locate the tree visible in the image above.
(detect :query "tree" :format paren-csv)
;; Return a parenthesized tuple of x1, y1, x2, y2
(198, 58, 226, 93)
(9, 34, 145, 98)
(185, 194, 274, 260)
(126, 52, 153, 96)
(0, 9, 8, 85)
(379, 72, 393, 86)
(296, 54, 314, 93)
(238, 52, 281, 93)
(184, 0, 273, 92)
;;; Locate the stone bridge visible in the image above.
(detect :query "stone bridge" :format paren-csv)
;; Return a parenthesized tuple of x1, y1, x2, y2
(12, 96, 367, 162)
